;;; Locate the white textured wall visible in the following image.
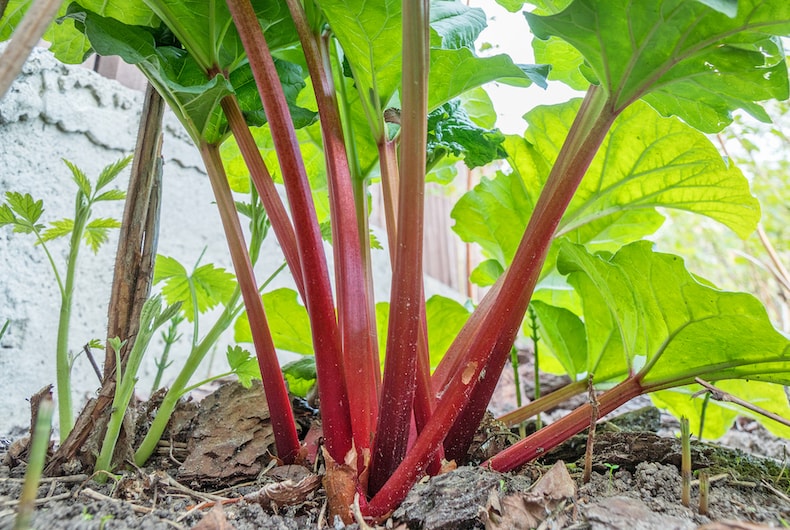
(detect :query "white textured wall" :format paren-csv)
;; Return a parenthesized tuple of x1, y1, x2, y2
(0, 46, 459, 436)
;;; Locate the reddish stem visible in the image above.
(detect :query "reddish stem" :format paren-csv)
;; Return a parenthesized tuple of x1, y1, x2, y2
(366, 85, 615, 516)
(220, 95, 305, 300)
(368, 0, 431, 495)
(484, 377, 644, 471)
(226, 0, 353, 459)
(199, 141, 300, 462)
(285, 0, 380, 452)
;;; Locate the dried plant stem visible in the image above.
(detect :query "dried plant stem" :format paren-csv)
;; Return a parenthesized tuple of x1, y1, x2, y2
(698, 471, 709, 515)
(680, 417, 691, 507)
(0, 0, 62, 97)
(694, 378, 790, 429)
(582, 376, 598, 484)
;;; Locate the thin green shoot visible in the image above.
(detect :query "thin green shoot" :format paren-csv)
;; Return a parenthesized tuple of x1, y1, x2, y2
(508, 346, 526, 439)
(527, 304, 542, 431)
(13, 395, 53, 530)
(0, 320, 9, 342)
(150, 314, 183, 395)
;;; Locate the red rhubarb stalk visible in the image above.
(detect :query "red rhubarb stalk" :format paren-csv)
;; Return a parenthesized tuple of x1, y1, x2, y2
(199, 141, 300, 462)
(220, 96, 306, 300)
(226, 0, 353, 460)
(286, 0, 380, 451)
(368, 0, 431, 495)
(484, 377, 643, 471)
(367, 85, 616, 515)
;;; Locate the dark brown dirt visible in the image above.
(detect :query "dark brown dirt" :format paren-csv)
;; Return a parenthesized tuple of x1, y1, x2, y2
(1, 377, 788, 529)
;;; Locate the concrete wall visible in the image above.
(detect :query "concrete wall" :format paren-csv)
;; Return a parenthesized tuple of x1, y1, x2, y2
(0, 46, 459, 436)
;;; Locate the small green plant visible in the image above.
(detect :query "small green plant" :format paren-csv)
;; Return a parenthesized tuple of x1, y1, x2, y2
(13, 394, 53, 530)
(0, 156, 130, 441)
(94, 295, 180, 477)
(603, 462, 619, 495)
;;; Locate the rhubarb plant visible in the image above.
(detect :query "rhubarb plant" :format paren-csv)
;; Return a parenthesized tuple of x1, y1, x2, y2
(3, 0, 790, 521)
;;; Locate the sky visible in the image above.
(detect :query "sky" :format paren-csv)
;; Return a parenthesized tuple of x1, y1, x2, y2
(470, 0, 581, 134)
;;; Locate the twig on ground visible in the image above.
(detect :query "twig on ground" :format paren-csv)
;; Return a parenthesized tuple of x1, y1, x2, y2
(583, 376, 598, 484)
(694, 378, 790, 429)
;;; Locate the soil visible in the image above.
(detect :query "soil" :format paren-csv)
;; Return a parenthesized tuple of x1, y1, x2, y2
(1, 373, 788, 530)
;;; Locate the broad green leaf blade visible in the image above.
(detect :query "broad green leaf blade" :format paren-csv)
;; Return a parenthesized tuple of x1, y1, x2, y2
(80, 11, 234, 143)
(430, 0, 487, 50)
(453, 99, 760, 286)
(234, 288, 313, 355)
(425, 295, 470, 369)
(222, 121, 329, 222)
(531, 36, 588, 91)
(320, 0, 401, 114)
(459, 86, 498, 129)
(77, 0, 158, 26)
(154, 255, 236, 322)
(375, 296, 470, 371)
(83, 217, 122, 253)
(282, 357, 317, 398)
(526, 0, 790, 132)
(530, 300, 587, 380)
(557, 240, 790, 388)
(652, 380, 790, 440)
(429, 48, 548, 111)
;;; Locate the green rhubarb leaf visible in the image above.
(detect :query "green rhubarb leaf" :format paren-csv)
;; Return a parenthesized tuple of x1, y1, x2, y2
(375, 296, 470, 370)
(282, 357, 317, 398)
(75, 0, 158, 26)
(557, 240, 790, 387)
(140, 0, 296, 72)
(430, 0, 486, 50)
(234, 288, 313, 355)
(526, 0, 790, 132)
(83, 217, 121, 252)
(154, 255, 236, 322)
(459, 86, 498, 129)
(652, 380, 790, 440)
(453, 99, 761, 286)
(44, 7, 93, 64)
(222, 121, 329, 223)
(320, 0, 401, 112)
(226, 345, 259, 388)
(532, 36, 588, 91)
(425, 295, 470, 369)
(427, 100, 507, 170)
(529, 300, 587, 380)
(1, 0, 28, 41)
(428, 48, 548, 111)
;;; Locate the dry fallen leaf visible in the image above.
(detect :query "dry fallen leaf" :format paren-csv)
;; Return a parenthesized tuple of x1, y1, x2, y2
(243, 473, 322, 506)
(192, 504, 237, 530)
(483, 460, 576, 530)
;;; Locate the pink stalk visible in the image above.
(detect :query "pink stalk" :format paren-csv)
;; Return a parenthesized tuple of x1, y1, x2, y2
(285, 0, 380, 451)
(226, 0, 353, 459)
(220, 96, 306, 300)
(199, 141, 300, 462)
(484, 377, 643, 471)
(368, 0, 431, 495)
(366, 85, 616, 516)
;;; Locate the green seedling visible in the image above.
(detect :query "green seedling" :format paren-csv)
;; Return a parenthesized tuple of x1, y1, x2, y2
(149, 313, 183, 396)
(13, 394, 53, 530)
(603, 462, 619, 495)
(0, 157, 130, 441)
(94, 296, 181, 478)
(681, 417, 691, 507)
